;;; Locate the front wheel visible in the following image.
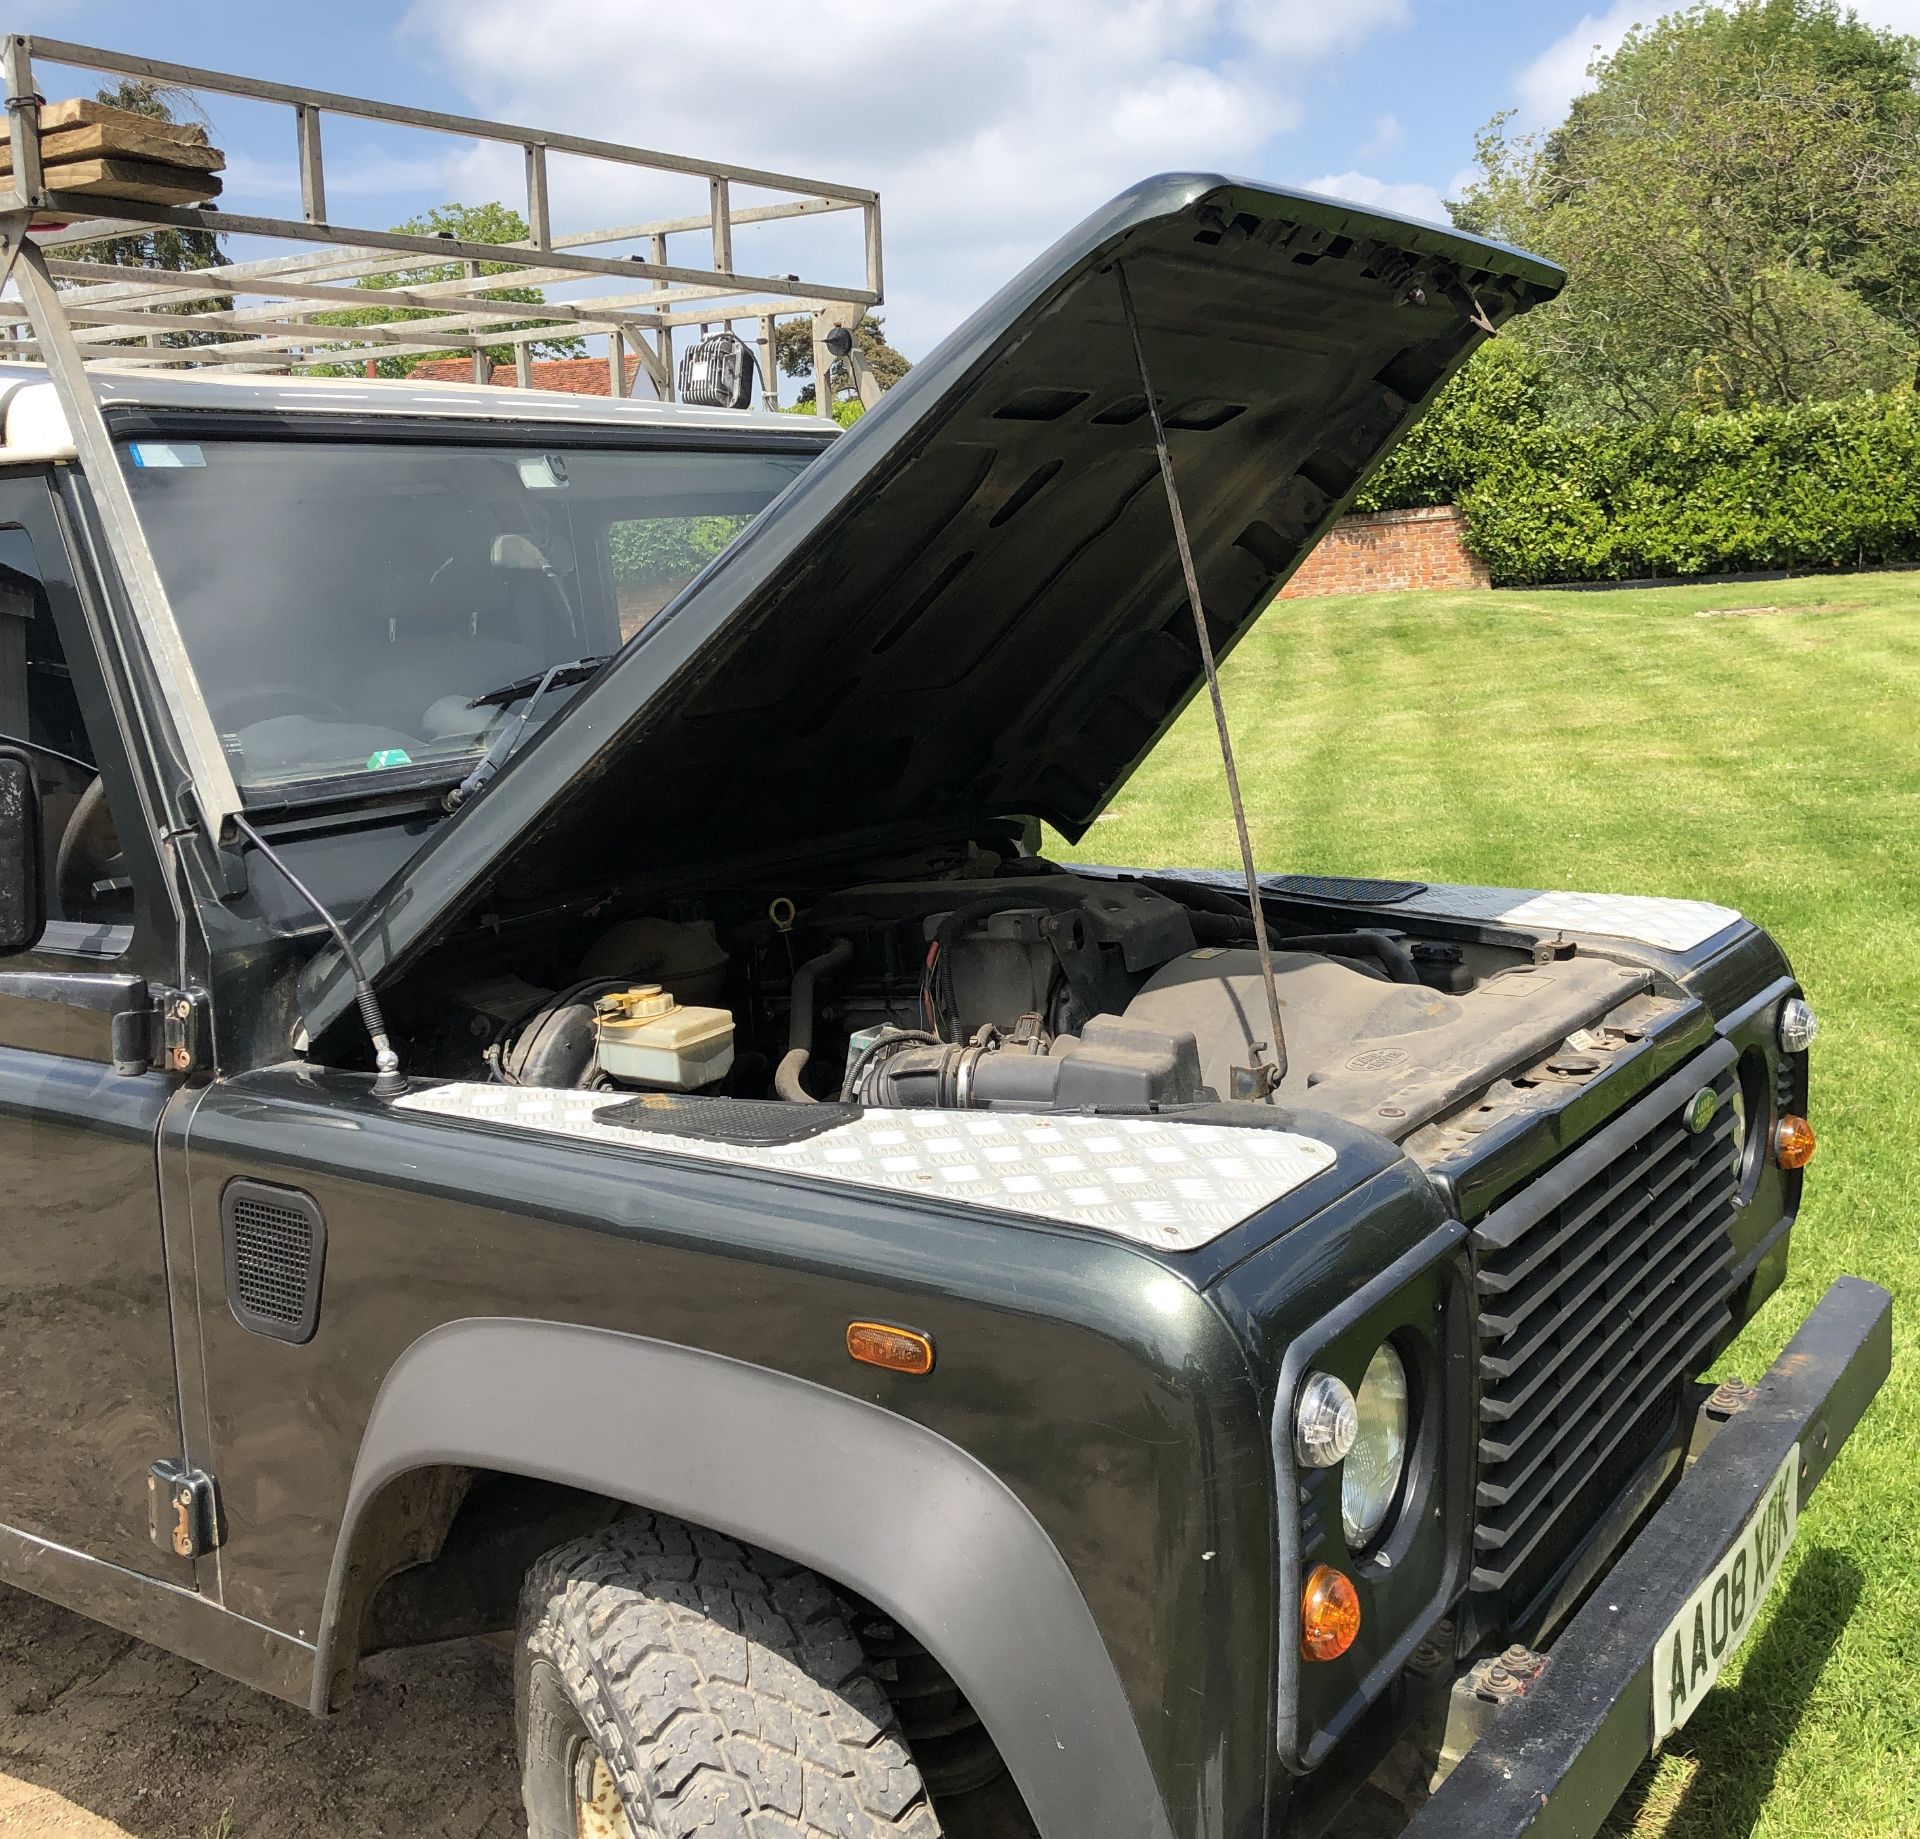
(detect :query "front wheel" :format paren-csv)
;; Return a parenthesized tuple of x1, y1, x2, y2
(517, 1516, 943, 1839)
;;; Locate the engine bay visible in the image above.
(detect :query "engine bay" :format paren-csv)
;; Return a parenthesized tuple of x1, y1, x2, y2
(389, 845, 1671, 1156)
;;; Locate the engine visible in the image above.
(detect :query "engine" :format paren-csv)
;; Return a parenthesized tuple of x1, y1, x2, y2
(415, 859, 1663, 1146)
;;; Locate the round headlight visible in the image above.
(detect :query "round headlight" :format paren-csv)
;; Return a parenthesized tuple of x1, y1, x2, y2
(1295, 1371, 1359, 1468)
(1341, 1343, 1410, 1550)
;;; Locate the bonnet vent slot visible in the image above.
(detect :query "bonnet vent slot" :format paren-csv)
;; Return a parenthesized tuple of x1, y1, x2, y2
(221, 1179, 327, 1344)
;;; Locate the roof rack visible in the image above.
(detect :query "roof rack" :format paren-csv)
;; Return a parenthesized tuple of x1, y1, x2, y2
(0, 32, 886, 835)
(0, 34, 881, 407)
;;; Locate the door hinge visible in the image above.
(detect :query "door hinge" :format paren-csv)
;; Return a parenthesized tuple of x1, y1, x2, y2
(147, 1461, 225, 1559)
(152, 985, 208, 1075)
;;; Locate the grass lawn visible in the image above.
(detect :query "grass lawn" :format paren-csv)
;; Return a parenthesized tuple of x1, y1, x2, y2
(1053, 568, 1920, 1839)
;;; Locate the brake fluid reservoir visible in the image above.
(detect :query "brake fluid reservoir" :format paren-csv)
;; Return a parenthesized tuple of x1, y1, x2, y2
(595, 985, 734, 1090)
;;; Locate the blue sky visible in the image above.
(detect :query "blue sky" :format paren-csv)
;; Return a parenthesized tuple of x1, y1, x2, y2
(26, 0, 1920, 357)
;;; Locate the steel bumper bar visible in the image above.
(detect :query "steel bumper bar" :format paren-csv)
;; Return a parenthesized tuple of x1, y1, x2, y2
(1404, 1274, 1891, 1839)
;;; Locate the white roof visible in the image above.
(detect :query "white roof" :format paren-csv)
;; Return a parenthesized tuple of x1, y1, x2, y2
(0, 362, 833, 460)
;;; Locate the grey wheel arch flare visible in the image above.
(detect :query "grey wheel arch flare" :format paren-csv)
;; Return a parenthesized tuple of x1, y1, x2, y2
(314, 1317, 1176, 1839)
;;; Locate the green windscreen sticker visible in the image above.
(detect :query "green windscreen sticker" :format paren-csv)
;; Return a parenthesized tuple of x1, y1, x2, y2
(365, 748, 413, 770)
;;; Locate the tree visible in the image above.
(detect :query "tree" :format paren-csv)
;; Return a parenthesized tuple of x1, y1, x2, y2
(64, 80, 228, 348)
(772, 311, 910, 406)
(311, 201, 585, 379)
(1450, 1, 1920, 418)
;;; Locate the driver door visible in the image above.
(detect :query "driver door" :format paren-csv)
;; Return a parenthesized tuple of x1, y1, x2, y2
(0, 475, 194, 1584)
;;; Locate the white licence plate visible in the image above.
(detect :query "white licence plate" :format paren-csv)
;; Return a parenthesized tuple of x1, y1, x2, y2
(1652, 1445, 1798, 1744)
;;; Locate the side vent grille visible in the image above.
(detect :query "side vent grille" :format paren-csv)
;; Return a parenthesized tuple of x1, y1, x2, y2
(221, 1179, 326, 1344)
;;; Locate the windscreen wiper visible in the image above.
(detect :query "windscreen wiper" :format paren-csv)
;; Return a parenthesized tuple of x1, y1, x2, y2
(445, 654, 610, 811)
(466, 654, 611, 709)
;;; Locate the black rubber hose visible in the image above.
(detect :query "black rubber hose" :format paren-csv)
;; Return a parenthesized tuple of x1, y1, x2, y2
(1189, 910, 1255, 943)
(775, 937, 854, 1102)
(1153, 885, 1419, 983)
(929, 887, 1088, 954)
(1172, 909, 1421, 983)
(838, 1026, 941, 1103)
(1273, 929, 1423, 984)
(1141, 874, 1262, 919)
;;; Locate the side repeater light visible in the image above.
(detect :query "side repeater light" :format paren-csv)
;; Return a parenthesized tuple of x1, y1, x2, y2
(1300, 1564, 1362, 1662)
(846, 1321, 935, 1376)
(1774, 1114, 1817, 1170)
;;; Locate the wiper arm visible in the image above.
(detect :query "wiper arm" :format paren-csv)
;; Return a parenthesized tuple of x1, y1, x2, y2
(445, 654, 610, 812)
(466, 654, 610, 709)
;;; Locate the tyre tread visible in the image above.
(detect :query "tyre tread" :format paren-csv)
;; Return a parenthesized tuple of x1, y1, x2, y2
(519, 1516, 941, 1839)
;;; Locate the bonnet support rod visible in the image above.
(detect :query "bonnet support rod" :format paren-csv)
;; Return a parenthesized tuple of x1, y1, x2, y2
(1115, 261, 1287, 1092)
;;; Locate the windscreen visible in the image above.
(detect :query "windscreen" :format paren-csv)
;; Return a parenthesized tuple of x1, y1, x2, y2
(120, 434, 815, 794)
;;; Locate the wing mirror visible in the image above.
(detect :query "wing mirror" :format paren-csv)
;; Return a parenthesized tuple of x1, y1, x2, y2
(0, 748, 42, 954)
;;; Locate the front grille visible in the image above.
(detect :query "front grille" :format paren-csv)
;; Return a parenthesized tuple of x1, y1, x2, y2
(1468, 1055, 1740, 1593)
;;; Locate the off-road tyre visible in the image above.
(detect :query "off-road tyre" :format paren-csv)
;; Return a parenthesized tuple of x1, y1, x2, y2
(517, 1515, 944, 1839)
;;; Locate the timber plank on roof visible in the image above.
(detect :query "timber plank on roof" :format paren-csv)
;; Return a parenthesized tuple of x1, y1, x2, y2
(2, 97, 209, 146)
(0, 124, 224, 176)
(39, 156, 223, 205)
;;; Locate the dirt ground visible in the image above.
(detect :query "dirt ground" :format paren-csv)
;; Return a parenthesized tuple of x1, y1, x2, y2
(0, 1582, 1423, 1839)
(0, 1585, 523, 1837)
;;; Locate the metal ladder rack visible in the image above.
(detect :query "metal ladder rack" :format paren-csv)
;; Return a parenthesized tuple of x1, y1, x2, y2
(0, 31, 885, 836)
(0, 34, 881, 405)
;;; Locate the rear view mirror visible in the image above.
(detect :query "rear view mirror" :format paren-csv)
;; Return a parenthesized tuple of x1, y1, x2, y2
(0, 748, 43, 954)
(490, 533, 552, 571)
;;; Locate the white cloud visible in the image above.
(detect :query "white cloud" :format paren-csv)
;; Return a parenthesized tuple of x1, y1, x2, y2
(1298, 170, 1450, 226)
(1230, 0, 1412, 57)
(401, 0, 1410, 355)
(1847, 0, 1920, 27)
(1358, 112, 1405, 160)
(224, 152, 453, 202)
(1514, 1, 1648, 129)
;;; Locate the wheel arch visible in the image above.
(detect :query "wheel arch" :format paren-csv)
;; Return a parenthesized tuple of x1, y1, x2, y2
(314, 1316, 1175, 1839)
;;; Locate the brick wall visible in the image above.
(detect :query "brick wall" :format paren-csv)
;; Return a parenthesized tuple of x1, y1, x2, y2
(1278, 504, 1488, 598)
(405, 355, 651, 395)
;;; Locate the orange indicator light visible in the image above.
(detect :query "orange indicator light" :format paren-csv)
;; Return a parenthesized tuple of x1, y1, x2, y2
(1775, 1114, 1817, 1170)
(1300, 1564, 1362, 1662)
(846, 1321, 936, 1376)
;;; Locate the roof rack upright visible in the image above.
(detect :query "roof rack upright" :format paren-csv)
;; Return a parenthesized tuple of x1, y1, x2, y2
(0, 31, 885, 837)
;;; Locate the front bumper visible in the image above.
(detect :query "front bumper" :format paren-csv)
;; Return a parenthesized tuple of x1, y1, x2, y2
(1403, 1275, 1890, 1839)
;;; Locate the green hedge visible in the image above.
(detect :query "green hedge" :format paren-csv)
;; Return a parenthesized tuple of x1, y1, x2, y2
(608, 514, 749, 590)
(1356, 350, 1920, 585)
(1353, 343, 1554, 517)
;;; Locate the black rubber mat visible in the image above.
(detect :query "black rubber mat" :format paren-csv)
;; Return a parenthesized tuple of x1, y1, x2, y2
(595, 1093, 864, 1145)
(1264, 874, 1427, 904)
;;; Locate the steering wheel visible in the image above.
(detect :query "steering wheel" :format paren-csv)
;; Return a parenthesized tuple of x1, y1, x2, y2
(214, 683, 355, 729)
(55, 775, 129, 922)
